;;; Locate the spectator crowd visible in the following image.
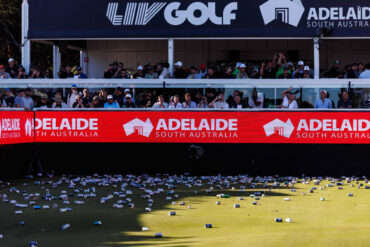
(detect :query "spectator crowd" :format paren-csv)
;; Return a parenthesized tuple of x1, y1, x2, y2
(1, 84, 369, 110)
(1, 53, 370, 80)
(1, 54, 370, 109)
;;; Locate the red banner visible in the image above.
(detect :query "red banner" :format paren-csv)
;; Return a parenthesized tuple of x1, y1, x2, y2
(0, 111, 34, 145)
(33, 111, 370, 144)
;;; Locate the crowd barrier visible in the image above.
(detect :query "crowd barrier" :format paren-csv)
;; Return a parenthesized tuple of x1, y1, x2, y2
(1, 109, 370, 145)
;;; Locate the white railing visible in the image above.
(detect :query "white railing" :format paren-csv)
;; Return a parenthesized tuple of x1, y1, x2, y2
(0, 79, 369, 89)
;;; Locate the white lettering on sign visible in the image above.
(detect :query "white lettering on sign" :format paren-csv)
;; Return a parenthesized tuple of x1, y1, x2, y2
(307, 7, 370, 21)
(106, 2, 238, 26)
(35, 118, 99, 131)
(156, 119, 238, 131)
(296, 119, 370, 132)
(1, 118, 20, 132)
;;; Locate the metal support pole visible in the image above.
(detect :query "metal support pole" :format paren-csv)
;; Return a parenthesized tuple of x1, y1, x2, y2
(53, 46, 61, 79)
(21, 0, 31, 73)
(80, 51, 88, 76)
(313, 37, 320, 80)
(168, 38, 174, 77)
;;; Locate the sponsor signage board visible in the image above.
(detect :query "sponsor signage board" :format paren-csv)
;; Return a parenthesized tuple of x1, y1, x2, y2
(0, 111, 34, 145)
(33, 111, 370, 144)
(29, 0, 370, 39)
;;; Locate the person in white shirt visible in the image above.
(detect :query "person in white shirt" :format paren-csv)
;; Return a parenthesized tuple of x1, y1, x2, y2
(159, 63, 171, 79)
(209, 93, 229, 109)
(281, 87, 299, 109)
(152, 95, 168, 108)
(67, 85, 78, 108)
(169, 95, 183, 109)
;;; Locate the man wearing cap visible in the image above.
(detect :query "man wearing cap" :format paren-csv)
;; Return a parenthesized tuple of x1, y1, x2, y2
(197, 64, 207, 78)
(236, 64, 248, 79)
(293, 61, 305, 78)
(67, 85, 79, 108)
(174, 61, 188, 79)
(122, 94, 136, 108)
(0, 89, 14, 107)
(76, 67, 87, 79)
(0, 65, 10, 79)
(6, 58, 17, 78)
(314, 90, 332, 109)
(303, 66, 312, 79)
(104, 95, 120, 108)
(145, 66, 159, 79)
(133, 66, 145, 79)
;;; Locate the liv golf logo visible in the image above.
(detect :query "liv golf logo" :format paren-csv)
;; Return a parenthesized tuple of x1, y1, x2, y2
(106, 2, 238, 26)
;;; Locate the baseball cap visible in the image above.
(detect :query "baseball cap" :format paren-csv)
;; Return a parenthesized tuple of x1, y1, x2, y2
(125, 94, 132, 98)
(287, 62, 294, 67)
(107, 95, 113, 100)
(304, 66, 310, 71)
(199, 64, 206, 70)
(41, 94, 48, 100)
(71, 84, 78, 88)
(137, 66, 143, 70)
(175, 61, 183, 67)
(8, 58, 14, 63)
(320, 89, 327, 95)
(124, 88, 130, 93)
(0, 65, 5, 69)
(76, 66, 82, 71)
(239, 64, 246, 68)
(298, 61, 304, 66)
(236, 62, 242, 68)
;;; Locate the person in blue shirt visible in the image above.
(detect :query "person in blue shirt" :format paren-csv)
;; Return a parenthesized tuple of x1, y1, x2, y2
(76, 66, 87, 79)
(314, 90, 333, 109)
(104, 95, 120, 108)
